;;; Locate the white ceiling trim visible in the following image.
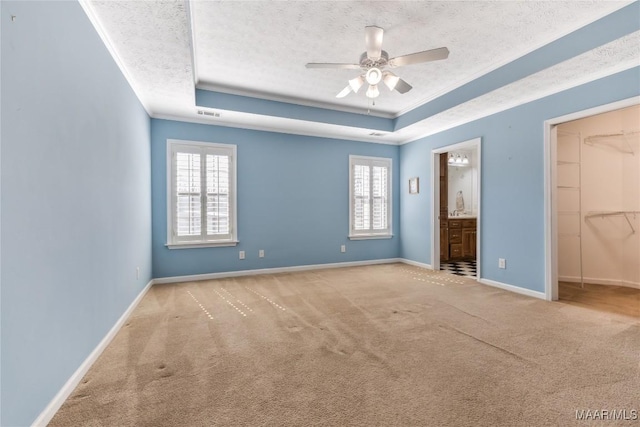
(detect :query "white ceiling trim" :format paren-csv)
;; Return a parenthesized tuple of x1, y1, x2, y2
(185, 0, 198, 86)
(152, 110, 398, 145)
(196, 81, 395, 119)
(79, 0, 152, 116)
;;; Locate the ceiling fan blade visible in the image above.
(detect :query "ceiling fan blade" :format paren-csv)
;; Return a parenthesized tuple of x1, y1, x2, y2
(348, 75, 365, 93)
(365, 26, 384, 61)
(388, 47, 449, 68)
(336, 85, 352, 98)
(394, 77, 412, 94)
(306, 63, 361, 70)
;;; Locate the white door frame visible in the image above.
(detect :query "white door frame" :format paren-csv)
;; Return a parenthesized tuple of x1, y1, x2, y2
(431, 137, 482, 280)
(543, 96, 639, 301)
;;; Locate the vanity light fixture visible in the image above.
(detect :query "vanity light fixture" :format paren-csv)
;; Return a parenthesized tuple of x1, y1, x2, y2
(448, 152, 470, 167)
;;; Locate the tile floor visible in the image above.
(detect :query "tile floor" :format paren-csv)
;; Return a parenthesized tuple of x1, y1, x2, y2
(441, 260, 477, 277)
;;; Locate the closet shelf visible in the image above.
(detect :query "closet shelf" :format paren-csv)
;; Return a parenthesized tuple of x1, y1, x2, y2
(583, 131, 639, 155)
(585, 211, 639, 234)
(558, 130, 581, 137)
(557, 160, 580, 165)
(559, 232, 581, 237)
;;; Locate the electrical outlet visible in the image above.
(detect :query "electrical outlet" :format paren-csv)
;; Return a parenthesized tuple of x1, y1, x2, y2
(136, 267, 140, 280)
(239, 251, 245, 260)
(498, 258, 506, 269)
(259, 249, 265, 258)
(340, 245, 346, 253)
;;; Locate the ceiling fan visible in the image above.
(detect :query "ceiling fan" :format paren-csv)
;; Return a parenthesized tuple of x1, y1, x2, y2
(306, 26, 449, 99)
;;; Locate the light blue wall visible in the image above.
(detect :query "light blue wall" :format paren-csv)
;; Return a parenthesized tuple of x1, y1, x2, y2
(400, 67, 640, 292)
(151, 119, 400, 278)
(1, 2, 152, 426)
(196, 89, 394, 131)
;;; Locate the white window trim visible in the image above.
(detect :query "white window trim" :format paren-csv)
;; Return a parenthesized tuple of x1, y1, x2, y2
(166, 139, 238, 249)
(348, 154, 393, 240)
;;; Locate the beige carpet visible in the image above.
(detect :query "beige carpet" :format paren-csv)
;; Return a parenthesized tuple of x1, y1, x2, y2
(50, 264, 640, 426)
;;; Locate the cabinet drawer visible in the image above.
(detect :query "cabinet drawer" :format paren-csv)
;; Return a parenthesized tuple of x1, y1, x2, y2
(449, 220, 462, 229)
(449, 229, 462, 243)
(462, 219, 476, 229)
(450, 244, 462, 258)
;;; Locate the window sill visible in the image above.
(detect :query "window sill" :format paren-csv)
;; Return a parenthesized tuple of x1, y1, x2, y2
(166, 240, 239, 249)
(348, 234, 393, 240)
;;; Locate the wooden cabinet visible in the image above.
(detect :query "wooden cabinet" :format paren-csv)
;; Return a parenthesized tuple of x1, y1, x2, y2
(440, 223, 449, 260)
(448, 219, 462, 259)
(462, 230, 476, 258)
(447, 218, 476, 260)
(461, 219, 477, 259)
(439, 153, 449, 261)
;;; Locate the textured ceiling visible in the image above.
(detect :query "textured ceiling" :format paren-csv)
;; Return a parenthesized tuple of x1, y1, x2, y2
(83, 0, 637, 144)
(191, 1, 629, 115)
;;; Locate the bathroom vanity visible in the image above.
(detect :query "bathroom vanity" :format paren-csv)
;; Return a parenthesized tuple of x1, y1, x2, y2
(444, 217, 476, 260)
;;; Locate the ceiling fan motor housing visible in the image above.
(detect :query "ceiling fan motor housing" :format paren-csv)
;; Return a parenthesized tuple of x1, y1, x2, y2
(359, 50, 389, 69)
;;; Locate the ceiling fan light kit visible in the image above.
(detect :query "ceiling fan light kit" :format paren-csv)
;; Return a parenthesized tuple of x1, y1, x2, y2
(366, 84, 380, 99)
(306, 25, 449, 101)
(383, 72, 400, 91)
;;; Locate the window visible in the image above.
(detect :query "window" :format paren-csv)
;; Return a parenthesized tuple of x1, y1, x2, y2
(349, 155, 392, 239)
(167, 140, 237, 248)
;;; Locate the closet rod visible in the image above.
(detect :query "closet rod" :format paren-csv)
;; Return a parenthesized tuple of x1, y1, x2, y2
(585, 211, 639, 234)
(583, 131, 639, 155)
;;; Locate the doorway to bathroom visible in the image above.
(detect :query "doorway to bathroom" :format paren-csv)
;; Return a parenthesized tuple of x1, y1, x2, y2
(431, 138, 481, 279)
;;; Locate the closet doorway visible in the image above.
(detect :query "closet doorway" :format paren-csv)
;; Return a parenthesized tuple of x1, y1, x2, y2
(545, 99, 640, 316)
(431, 138, 481, 279)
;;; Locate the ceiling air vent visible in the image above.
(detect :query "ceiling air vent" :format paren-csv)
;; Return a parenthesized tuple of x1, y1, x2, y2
(197, 110, 221, 118)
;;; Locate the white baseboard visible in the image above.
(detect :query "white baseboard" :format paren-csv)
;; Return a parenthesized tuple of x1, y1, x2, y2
(32, 279, 154, 427)
(399, 258, 433, 270)
(399, 260, 547, 301)
(153, 258, 403, 285)
(479, 278, 546, 300)
(559, 275, 640, 289)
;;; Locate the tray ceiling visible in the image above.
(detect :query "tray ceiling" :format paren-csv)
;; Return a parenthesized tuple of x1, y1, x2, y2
(83, 0, 638, 144)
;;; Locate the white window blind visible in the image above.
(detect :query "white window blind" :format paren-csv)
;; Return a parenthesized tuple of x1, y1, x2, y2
(168, 140, 237, 248)
(349, 155, 392, 238)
